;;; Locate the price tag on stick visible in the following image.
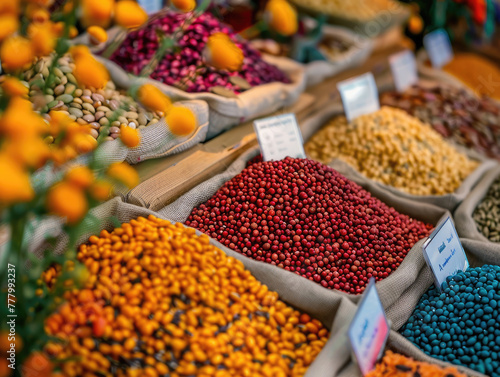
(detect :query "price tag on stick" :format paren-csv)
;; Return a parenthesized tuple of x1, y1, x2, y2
(348, 279, 390, 375)
(389, 50, 418, 92)
(253, 113, 306, 162)
(423, 217, 469, 291)
(423, 28, 454, 68)
(337, 73, 380, 122)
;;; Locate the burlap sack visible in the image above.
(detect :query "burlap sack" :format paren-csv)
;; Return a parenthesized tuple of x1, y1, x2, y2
(15, 195, 357, 376)
(454, 165, 500, 253)
(302, 23, 373, 87)
(29, 100, 209, 201)
(99, 55, 306, 139)
(377, 229, 499, 377)
(328, 155, 496, 212)
(158, 146, 450, 309)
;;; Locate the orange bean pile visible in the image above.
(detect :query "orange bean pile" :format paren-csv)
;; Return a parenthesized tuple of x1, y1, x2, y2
(44, 216, 328, 377)
(366, 351, 467, 377)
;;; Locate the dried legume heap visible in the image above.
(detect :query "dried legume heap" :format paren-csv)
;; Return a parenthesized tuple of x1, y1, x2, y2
(25, 54, 162, 142)
(366, 351, 467, 377)
(186, 157, 433, 295)
(45, 216, 327, 377)
(305, 107, 478, 196)
(442, 53, 500, 100)
(110, 12, 290, 94)
(400, 265, 500, 376)
(381, 85, 500, 160)
(473, 175, 500, 242)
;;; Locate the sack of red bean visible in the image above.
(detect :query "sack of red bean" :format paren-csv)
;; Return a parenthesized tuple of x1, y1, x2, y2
(160, 148, 448, 306)
(104, 11, 306, 138)
(455, 167, 500, 257)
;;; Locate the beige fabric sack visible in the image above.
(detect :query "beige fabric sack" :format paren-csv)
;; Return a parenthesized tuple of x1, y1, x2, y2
(99, 55, 306, 139)
(302, 22, 373, 87)
(158, 146, 450, 309)
(454, 165, 500, 255)
(328, 155, 496, 212)
(375, 230, 498, 377)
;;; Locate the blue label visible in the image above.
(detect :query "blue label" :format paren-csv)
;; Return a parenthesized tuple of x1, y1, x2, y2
(348, 279, 389, 375)
(423, 217, 469, 291)
(253, 114, 306, 162)
(389, 50, 418, 92)
(337, 73, 380, 122)
(423, 29, 454, 68)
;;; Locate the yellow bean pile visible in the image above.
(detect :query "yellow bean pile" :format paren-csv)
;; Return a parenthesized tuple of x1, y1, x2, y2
(44, 216, 328, 377)
(305, 107, 479, 196)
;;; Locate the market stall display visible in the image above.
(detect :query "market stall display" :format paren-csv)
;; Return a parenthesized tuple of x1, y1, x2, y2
(380, 84, 500, 160)
(45, 215, 328, 376)
(184, 155, 434, 295)
(3, 0, 500, 375)
(400, 265, 500, 376)
(305, 107, 478, 196)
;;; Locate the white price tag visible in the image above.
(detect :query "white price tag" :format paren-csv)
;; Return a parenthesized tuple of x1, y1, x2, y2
(348, 279, 390, 376)
(138, 0, 162, 14)
(337, 73, 380, 122)
(423, 29, 454, 68)
(253, 114, 306, 162)
(423, 217, 469, 291)
(389, 50, 418, 92)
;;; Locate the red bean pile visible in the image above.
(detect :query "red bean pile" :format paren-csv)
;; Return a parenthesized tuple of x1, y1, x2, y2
(110, 12, 290, 94)
(186, 157, 433, 294)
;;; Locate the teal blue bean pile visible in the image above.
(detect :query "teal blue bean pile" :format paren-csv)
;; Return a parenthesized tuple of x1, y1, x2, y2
(400, 265, 500, 376)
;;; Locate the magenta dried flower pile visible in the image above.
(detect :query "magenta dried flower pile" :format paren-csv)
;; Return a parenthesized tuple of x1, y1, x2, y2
(110, 12, 290, 94)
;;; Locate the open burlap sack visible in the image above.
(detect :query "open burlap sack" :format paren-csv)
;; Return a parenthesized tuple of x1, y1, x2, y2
(30, 100, 209, 200)
(328, 155, 496, 213)
(377, 230, 499, 377)
(302, 23, 373, 87)
(454, 165, 500, 253)
(158, 145, 450, 309)
(15, 195, 357, 376)
(100, 55, 306, 139)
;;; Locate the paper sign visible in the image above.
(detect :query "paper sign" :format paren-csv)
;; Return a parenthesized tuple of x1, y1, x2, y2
(337, 73, 380, 122)
(389, 50, 418, 92)
(423, 217, 469, 291)
(138, 0, 163, 14)
(423, 29, 454, 68)
(253, 113, 306, 162)
(348, 279, 390, 375)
